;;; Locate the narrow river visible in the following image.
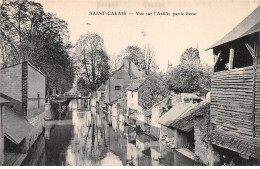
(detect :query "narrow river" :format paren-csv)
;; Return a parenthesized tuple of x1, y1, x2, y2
(22, 100, 199, 166)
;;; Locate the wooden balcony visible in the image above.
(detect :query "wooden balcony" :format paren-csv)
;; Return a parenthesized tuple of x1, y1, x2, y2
(210, 65, 260, 139)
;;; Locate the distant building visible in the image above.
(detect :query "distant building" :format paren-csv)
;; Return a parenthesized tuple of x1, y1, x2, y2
(148, 93, 182, 139)
(181, 93, 202, 103)
(126, 79, 146, 129)
(95, 84, 106, 111)
(158, 101, 198, 150)
(105, 57, 144, 105)
(104, 57, 145, 128)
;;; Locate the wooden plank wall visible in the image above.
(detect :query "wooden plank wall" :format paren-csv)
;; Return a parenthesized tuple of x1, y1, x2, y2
(210, 66, 256, 138)
(255, 65, 260, 139)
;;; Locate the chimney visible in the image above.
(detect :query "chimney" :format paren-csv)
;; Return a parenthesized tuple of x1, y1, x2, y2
(123, 57, 132, 78)
(129, 58, 131, 77)
(123, 57, 129, 66)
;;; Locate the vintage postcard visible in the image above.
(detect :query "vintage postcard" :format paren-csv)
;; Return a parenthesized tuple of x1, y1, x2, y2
(0, 0, 259, 166)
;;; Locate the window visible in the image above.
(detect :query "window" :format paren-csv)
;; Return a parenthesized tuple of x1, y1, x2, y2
(101, 92, 105, 101)
(131, 91, 134, 98)
(115, 86, 121, 90)
(184, 98, 191, 103)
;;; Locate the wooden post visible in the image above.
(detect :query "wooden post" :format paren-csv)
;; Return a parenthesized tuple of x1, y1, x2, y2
(228, 46, 234, 70)
(0, 104, 3, 166)
(252, 57, 256, 138)
(214, 50, 221, 65)
(214, 50, 221, 72)
(245, 42, 257, 138)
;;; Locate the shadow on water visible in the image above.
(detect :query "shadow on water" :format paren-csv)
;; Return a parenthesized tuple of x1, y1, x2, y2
(22, 99, 199, 166)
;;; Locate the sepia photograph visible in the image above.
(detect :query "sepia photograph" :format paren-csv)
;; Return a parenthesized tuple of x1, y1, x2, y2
(0, 0, 259, 166)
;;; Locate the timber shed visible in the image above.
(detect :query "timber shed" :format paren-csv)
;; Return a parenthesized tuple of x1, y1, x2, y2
(205, 6, 260, 161)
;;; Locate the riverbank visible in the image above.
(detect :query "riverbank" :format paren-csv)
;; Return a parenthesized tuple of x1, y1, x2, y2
(3, 101, 71, 166)
(123, 117, 203, 165)
(21, 100, 200, 166)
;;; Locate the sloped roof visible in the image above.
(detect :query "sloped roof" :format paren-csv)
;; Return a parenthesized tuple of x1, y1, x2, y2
(97, 84, 106, 91)
(27, 61, 46, 77)
(203, 131, 260, 159)
(129, 60, 145, 79)
(107, 98, 120, 105)
(181, 93, 200, 100)
(68, 87, 78, 93)
(143, 93, 181, 117)
(4, 107, 34, 144)
(169, 100, 210, 132)
(158, 103, 197, 126)
(126, 79, 146, 91)
(110, 59, 145, 79)
(207, 6, 260, 50)
(0, 61, 46, 77)
(0, 97, 9, 104)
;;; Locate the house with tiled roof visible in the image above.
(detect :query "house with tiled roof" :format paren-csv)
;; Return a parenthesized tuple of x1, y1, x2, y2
(104, 57, 145, 124)
(105, 57, 145, 105)
(143, 93, 182, 139)
(157, 98, 210, 163)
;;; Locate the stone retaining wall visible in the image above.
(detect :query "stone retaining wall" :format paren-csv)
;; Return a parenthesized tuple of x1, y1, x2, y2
(20, 104, 51, 153)
(194, 114, 210, 165)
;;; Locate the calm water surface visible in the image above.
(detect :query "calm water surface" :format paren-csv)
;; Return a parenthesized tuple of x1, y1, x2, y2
(22, 100, 199, 166)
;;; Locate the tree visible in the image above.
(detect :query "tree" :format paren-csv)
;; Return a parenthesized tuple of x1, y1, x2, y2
(0, 0, 75, 92)
(73, 32, 110, 93)
(138, 73, 170, 109)
(123, 45, 158, 75)
(165, 64, 212, 94)
(109, 54, 123, 72)
(77, 77, 90, 96)
(143, 44, 157, 75)
(124, 46, 144, 69)
(165, 47, 212, 94)
(180, 47, 200, 65)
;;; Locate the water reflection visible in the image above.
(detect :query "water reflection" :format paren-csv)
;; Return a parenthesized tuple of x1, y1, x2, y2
(22, 100, 198, 166)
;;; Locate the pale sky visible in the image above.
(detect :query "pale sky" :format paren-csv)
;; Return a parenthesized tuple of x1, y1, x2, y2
(1, 0, 260, 71)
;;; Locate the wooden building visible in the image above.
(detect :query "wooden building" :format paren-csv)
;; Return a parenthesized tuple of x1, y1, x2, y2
(204, 6, 260, 165)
